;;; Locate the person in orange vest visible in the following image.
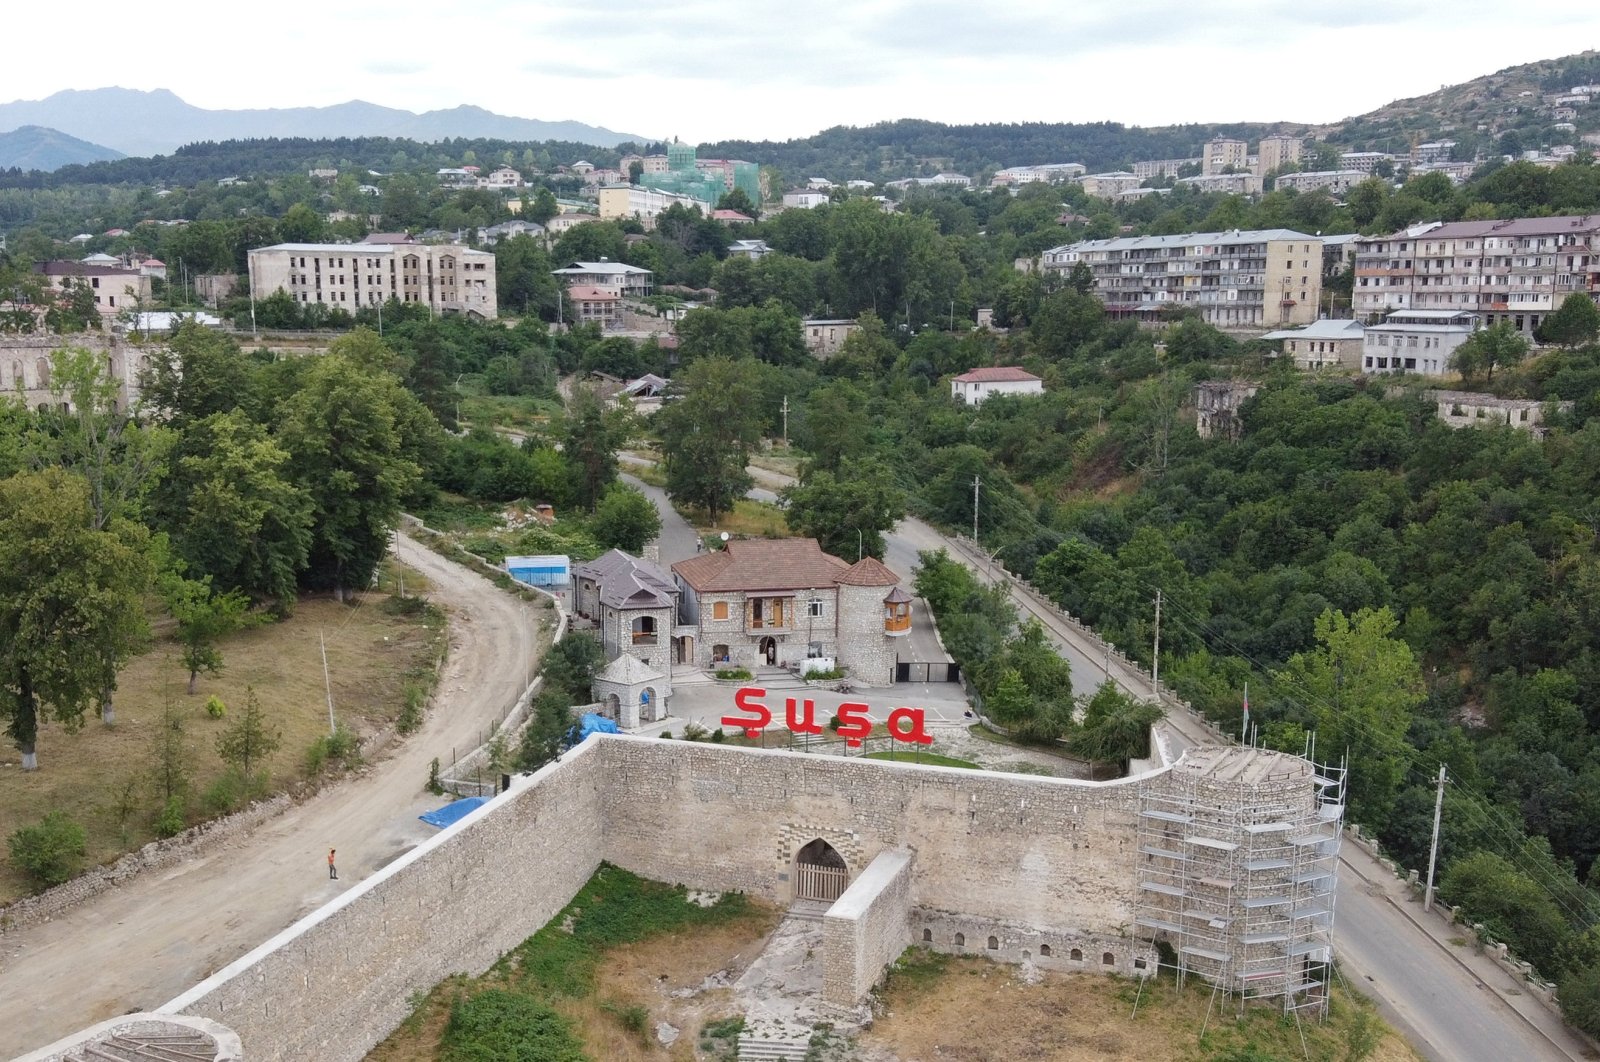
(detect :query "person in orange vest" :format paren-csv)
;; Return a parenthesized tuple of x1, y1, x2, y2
(328, 848, 337, 881)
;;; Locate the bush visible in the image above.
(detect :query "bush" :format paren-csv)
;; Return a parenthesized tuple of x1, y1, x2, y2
(154, 795, 187, 839)
(1560, 962, 1600, 1038)
(205, 695, 227, 719)
(713, 667, 753, 681)
(7, 811, 87, 888)
(202, 770, 247, 816)
(397, 683, 426, 735)
(601, 1000, 651, 1044)
(440, 989, 585, 1062)
(682, 721, 709, 742)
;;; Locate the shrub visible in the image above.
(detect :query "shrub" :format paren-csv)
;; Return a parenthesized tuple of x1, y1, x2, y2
(601, 1000, 651, 1044)
(440, 990, 585, 1062)
(202, 770, 247, 816)
(154, 795, 187, 839)
(711, 727, 727, 743)
(7, 812, 87, 888)
(307, 723, 363, 777)
(713, 667, 753, 681)
(397, 683, 426, 735)
(204, 695, 227, 719)
(682, 721, 709, 742)
(427, 757, 445, 795)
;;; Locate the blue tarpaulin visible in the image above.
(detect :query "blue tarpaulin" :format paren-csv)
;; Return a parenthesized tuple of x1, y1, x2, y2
(565, 712, 620, 748)
(419, 796, 489, 829)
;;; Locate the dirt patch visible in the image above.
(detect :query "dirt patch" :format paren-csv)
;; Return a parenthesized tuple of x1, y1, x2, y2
(862, 955, 1422, 1062)
(0, 567, 444, 904)
(574, 905, 784, 1060)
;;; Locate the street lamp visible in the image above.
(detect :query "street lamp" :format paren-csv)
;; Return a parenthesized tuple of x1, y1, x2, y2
(854, 527, 864, 562)
(454, 372, 465, 430)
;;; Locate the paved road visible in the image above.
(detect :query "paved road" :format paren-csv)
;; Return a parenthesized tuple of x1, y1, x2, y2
(0, 536, 543, 1058)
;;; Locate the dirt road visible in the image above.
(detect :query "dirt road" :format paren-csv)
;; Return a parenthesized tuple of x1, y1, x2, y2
(0, 534, 542, 1057)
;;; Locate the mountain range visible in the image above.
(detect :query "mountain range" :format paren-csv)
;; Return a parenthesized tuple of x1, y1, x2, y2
(0, 125, 123, 171)
(0, 88, 650, 161)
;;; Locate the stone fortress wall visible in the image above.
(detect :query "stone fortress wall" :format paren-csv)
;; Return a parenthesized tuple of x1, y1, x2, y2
(26, 735, 1321, 1062)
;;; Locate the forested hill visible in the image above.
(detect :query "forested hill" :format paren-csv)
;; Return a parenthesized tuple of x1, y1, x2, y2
(698, 119, 1292, 180)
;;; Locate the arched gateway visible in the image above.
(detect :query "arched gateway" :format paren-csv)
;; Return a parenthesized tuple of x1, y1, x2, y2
(794, 838, 848, 902)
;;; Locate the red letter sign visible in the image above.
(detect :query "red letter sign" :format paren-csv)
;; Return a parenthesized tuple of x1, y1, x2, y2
(836, 701, 872, 747)
(724, 686, 772, 739)
(887, 706, 934, 745)
(785, 697, 824, 735)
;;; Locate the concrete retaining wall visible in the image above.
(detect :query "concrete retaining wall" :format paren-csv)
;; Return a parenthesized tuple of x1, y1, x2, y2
(823, 849, 914, 1006)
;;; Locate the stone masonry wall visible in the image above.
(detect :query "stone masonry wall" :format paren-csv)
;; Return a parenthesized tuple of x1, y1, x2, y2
(163, 743, 607, 1062)
(823, 849, 914, 1006)
(597, 738, 1144, 934)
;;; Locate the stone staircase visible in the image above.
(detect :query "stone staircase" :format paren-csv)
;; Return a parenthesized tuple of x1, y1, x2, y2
(735, 1017, 815, 1060)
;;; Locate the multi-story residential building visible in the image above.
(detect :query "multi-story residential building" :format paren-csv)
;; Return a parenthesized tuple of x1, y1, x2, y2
(1131, 158, 1199, 180)
(1178, 173, 1264, 195)
(247, 242, 497, 318)
(1203, 137, 1249, 175)
(1360, 309, 1476, 375)
(782, 189, 831, 210)
(641, 154, 670, 174)
(597, 184, 709, 225)
(568, 286, 623, 329)
(480, 167, 524, 189)
(1042, 229, 1323, 328)
(1260, 318, 1366, 370)
(1273, 170, 1365, 195)
(1339, 152, 1394, 175)
(991, 163, 1087, 186)
(1410, 140, 1457, 166)
(34, 261, 151, 317)
(1353, 216, 1600, 334)
(802, 319, 859, 357)
(551, 260, 653, 297)
(885, 173, 973, 190)
(1079, 172, 1143, 198)
(671, 538, 910, 684)
(1256, 134, 1303, 176)
(950, 366, 1044, 404)
(726, 239, 772, 260)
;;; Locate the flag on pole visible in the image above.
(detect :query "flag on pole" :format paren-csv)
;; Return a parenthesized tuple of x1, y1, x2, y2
(1240, 682, 1250, 744)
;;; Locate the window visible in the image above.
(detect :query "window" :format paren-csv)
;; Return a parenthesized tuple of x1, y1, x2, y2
(1039, 944, 1052, 957)
(712, 601, 729, 621)
(1070, 948, 1083, 961)
(808, 598, 824, 618)
(987, 936, 999, 950)
(954, 933, 965, 947)
(1102, 952, 1115, 966)
(922, 928, 932, 943)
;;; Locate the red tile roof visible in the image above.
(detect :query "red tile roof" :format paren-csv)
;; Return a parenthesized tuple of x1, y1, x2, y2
(836, 557, 898, 586)
(568, 286, 620, 301)
(672, 538, 851, 593)
(952, 366, 1041, 384)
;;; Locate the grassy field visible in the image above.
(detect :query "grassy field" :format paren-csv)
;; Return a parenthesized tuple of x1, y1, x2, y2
(0, 559, 445, 903)
(458, 393, 563, 433)
(862, 750, 980, 769)
(866, 949, 1422, 1062)
(368, 863, 778, 1062)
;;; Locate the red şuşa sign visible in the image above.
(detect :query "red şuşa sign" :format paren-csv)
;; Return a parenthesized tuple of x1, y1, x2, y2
(723, 686, 934, 748)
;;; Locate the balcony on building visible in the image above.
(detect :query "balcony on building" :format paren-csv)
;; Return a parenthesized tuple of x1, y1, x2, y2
(884, 587, 914, 637)
(746, 597, 790, 633)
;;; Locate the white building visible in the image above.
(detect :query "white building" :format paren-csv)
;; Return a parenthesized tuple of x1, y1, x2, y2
(802, 319, 860, 357)
(1260, 318, 1366, 370)
(1079, 172, 1143, 198)
(1339, 152, 1394, 175)
(1360, 309, 1477, 375)
(727, 239, 773, 260)
(782, 189, 831, 210)
(597, 184, 709, 225)
(247, 242, 497, 318)
(950, 366, 1044, 404)
(1273, 170, 1366, 195)
(550, 260, 653, 297)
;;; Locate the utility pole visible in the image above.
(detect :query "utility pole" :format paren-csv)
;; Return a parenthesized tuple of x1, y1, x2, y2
(1424, 764, 1447, 911)
(1151, 590, 1162, 697)
(320, 629, 336, 736)
(780, 395, 789, 448)
(972, 474, 980, 543)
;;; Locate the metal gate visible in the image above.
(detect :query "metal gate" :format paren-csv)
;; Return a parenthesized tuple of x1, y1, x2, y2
(895, 660, 962, 683)
(795, 863, 848, 902)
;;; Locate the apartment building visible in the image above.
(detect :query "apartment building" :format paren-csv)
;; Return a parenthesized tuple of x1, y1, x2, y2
(597, 184, 709, 225)
(1274, 170, 1365, 195)
(1360, 309, 1477, 375)
(1353, 216, 1600, 334)
(1260, 318, 1366, 370)
(1041, 229, 1323, 328)
(1179, 173, 1264, 195)
(1411, 141, 1457, 166)
(1203, 137, 1249, 175)
(1131, 158, 1199, 180)
(34, 261, 151, 316)
(1079, 172, 1143, 198)
(1339, 152, 1394, 175)
(247, 242, 497, 318)
(1256, 134, 1303, 176)
(991, 163, 1087, 186)
(550, 260, 654, 297)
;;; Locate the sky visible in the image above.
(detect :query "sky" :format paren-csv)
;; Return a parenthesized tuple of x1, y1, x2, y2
(7, 1, 1600, 144)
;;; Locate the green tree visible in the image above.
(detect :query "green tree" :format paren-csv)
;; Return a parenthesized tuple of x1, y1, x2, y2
(716, 188, 758, 217)
(44, 278, 101, 333)
(1070, 683, 1161, 769)
(140, 323, 257, 428)
(493, 233, 560, 318)
(216, 687, 282, 779)
(1538, 293, 1600, 349)
(1451, 321, 1530, 384)
(162, 573, 254, 694)
(655, 358, 764, 523)
(528, 187, 559, 225)
(590, 484, 662, 553)
(0, 469, 151, 769)
(279, 203, 327, 243)
(563, 386, 631, 511)
(780, 458, 906, 560)
(276, 349, 437, 598)
(1442, 851, 1572, 976)
(1279, 607, 1424, 825)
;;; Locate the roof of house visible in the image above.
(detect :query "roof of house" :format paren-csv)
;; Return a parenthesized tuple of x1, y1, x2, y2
(1374, 215, 1600, 241)
(952, 366, 1042, 384)
(836, 557, 899, 587)
(568, 285, 621, 301)
(573, 549, 676, 609)
(361, 232, 416, 244)
(595, 654, 665, 685)
(35, 260, 138, 277)
(712, 210, 753, 221)
(884, 585, 915, 604)
(1046, 228, 1317, 256)
(553, 261, 652, 276)
(1260, 319, 1366, 342)
(672, 538, 852, 594)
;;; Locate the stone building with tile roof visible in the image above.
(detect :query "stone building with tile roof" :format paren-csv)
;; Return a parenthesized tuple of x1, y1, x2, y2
(671, 538, 909, 685)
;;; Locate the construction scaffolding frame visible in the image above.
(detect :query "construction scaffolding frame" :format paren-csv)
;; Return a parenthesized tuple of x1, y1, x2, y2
(1134, 745, 1346, 1019)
